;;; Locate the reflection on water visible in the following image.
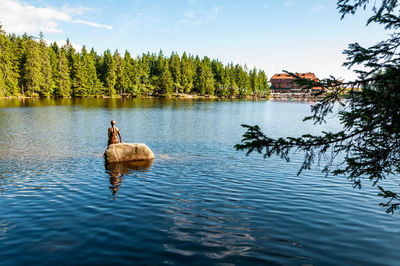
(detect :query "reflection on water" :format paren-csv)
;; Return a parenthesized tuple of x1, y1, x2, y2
(105, 160, 153, 197)
(1, 98, 400, 265)
(0, 97, 226, 109)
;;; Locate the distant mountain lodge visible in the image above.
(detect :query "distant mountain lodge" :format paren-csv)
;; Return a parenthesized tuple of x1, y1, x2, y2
(270, 72, 322, 93)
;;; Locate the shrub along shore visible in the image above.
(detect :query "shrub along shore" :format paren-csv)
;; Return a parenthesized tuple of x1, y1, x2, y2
(0, 28, 269, 98)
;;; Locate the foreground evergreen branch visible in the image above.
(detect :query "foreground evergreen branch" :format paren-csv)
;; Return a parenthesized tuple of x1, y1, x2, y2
(236, 0, 400, 214)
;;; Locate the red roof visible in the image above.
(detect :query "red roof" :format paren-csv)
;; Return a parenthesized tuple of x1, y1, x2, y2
(270, 73, 317, 81)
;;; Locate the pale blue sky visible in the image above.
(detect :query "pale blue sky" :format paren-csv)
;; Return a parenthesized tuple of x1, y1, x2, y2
(0, 0, 389, 80)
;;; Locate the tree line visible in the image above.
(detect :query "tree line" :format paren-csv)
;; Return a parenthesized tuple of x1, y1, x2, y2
(0, 27, 269, 98)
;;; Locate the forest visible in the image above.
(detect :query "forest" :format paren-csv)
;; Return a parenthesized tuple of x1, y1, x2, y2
(0, 27, 269, 98)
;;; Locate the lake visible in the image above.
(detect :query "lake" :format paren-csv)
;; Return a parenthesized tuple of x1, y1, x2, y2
(0, 98, 399, 265)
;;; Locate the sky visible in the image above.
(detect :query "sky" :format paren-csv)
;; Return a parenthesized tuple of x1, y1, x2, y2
(0, 0, 390, 81)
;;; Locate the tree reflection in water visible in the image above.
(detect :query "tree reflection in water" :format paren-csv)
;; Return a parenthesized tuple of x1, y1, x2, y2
(105, 160, 153, 198)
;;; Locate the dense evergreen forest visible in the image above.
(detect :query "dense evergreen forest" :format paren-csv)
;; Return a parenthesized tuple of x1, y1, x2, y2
(0, 27, 269, 98)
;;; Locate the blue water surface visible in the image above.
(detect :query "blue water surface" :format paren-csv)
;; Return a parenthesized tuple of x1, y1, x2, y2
(0, 98, 398, 265)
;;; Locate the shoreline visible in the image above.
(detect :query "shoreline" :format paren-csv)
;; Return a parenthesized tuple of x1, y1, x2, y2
(0, 93, 323, 101)
(269, 93, 325, 101)
(0, 94, 268, 100)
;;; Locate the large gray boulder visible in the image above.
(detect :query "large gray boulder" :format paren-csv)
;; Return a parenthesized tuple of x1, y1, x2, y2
(104, 143, 155, 163)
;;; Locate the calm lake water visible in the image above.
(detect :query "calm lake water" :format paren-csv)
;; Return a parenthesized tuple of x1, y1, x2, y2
(0, 98, 399, 265)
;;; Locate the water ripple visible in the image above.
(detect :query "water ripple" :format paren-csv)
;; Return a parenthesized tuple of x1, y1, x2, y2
(0, 99, 399, 265)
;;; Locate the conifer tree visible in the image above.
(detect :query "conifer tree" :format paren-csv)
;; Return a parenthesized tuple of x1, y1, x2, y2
(71, 47, 88, 96)
(49, 42, 59, 93)
(50, 41, 59, 55)
(249, 68, 260, 96)
(38, 35, 53, 96)
(227, 64, 238, 96)
(130, 59, 141, 95)
(122, 50, 135, 94)
(114, 50, 128, 95)
(138, 55, 152, 95)
(15, 34, 29, 95)
(103, 49, 116, 96)
(180, 52, 194, 93)
(235, 65, 250, 96)
(169, 52, 182, 93)
(87, 48, 101, 96)
(211, 60, 225, 96)
(204, 59, 215, 95)
(64, 38, 75, 69)
(0, 26, 19, 96)
(24, 38, 42, 96)
(221, 67, 230, 96)
(258, 70, 269, 96)
(55, 47, 71, 97)
(95, 51, 105, 90)
(195, 57, 215, 95)
(157, 60, 173, 95)
(193, 56, 202, 94)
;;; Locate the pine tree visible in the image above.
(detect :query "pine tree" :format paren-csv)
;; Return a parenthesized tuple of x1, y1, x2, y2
(195, 57, 215, 95)
(55, 47, 71, 97)
(24, 38, 42, 96)
(114, 50, 128, 95)
(87, 48, 101, 96)
(217, 66, 229, 97)
(227, 64, 238, 96)
(71, 47, 88, 96)
(180, 52, 194, 93)
(149, 52, 164, 90)
(103, 49, 116, 96)
(15, 34, 29, 95)
(138, 54, 152, 95)
(169, 52, 182, 93)
(64, 38, 75, 68)
(211, 59, 224, 96)
(258, 70, 269, 95)
(130, 59, 141, 95)
(50, 41, 59, 55)
(38, 35, 53, 96)
(49, 42, 59, 94)
(122, 50, 135, 95)
(95, 51, 105, 91)
(0, 27, 19, 96)
(249, 68, 260, 97)
(235, 65, 250, 96)
(157, 60, 173, 95)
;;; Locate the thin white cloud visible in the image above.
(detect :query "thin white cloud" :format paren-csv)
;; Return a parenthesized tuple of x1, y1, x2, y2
(61, 5, 94, 15)
(72, 20, 112, 30)
(0, 0, 70, 33)
(0, 0, 112, 34)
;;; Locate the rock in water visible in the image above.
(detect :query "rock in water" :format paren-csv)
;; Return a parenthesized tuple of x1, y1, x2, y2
(104, 143, 155, 163)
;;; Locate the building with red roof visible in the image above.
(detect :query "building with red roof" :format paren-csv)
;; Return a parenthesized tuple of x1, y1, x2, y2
(270, 72, 320, 93)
